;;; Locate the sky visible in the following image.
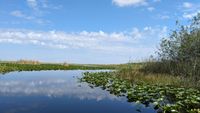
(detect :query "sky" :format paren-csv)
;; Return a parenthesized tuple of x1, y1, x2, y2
(0, 0, 199, 64)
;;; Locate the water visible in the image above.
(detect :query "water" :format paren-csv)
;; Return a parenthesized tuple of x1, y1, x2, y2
(0, 70, 156, 113)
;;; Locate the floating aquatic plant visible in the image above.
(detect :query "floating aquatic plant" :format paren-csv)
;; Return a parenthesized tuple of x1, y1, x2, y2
(81, 72, 200, 113)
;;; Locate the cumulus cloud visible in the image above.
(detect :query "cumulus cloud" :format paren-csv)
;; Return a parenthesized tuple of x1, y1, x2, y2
(112, 0, 147, 7)
(0, 27, 167, 54)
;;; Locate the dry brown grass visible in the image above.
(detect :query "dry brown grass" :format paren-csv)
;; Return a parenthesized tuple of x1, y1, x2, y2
(16, 59, 40, 64)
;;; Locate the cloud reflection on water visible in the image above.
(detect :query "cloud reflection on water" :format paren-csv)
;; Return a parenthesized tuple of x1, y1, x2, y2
(0, 71, 123, 102)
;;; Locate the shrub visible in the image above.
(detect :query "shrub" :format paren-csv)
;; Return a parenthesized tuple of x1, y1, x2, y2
(143, 13, 200, 81)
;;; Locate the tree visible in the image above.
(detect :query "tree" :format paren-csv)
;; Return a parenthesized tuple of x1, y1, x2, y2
(158, 13, 200, 79)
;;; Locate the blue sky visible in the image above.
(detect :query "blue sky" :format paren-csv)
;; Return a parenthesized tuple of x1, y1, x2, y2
(0, 0, 199, 64)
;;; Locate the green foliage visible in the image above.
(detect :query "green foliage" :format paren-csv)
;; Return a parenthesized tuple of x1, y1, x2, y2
(81, 72, 200, 113)
(144, 13, 200, 80)
(159, 13, 200, 61)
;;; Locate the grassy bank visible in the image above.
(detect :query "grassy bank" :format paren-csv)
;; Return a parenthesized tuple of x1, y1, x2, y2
(117, 63, 200, 89)
(0, 61, 118, 74)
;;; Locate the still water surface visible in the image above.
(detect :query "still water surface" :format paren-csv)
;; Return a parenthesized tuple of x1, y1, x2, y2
(0, 70, 156, 113)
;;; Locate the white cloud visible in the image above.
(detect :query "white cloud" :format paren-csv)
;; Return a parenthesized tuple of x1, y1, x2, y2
(0, 27, 167, 54)
(183, 2, 193, 9)
(153, 0, 161, 2)
(181, 2, 200, 19)
(147, 7, 155, 12)
(11, 10, 33, 20)
(183, 11, 200, 19)
(15, 0, 61, 24)
(27, 0, 62, 11)
(160, 15, 170, 19)
(40, 0, 62, 10)
(10, 10, 49, 24)
(25, 0, 62, 19)
(10, 10, 23, 17)
(156, 14, 170, 20)
(112, 0, 147, 7)
(27, 0, 38, 10)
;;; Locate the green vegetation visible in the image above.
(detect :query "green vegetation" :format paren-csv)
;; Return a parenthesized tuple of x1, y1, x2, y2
(1, 13, 199, 113)
(143, 13, 200, 81)
(117, 63, 200, 88)
(81, 13, 200, 113)
(0, 61, 118, 74)
(81, 72, 200, 113)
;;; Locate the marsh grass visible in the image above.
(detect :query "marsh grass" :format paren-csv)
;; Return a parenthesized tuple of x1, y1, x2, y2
(116, 63, 200, 89)
(141, 61, 200, 80)
(0, 62, 118, 74)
